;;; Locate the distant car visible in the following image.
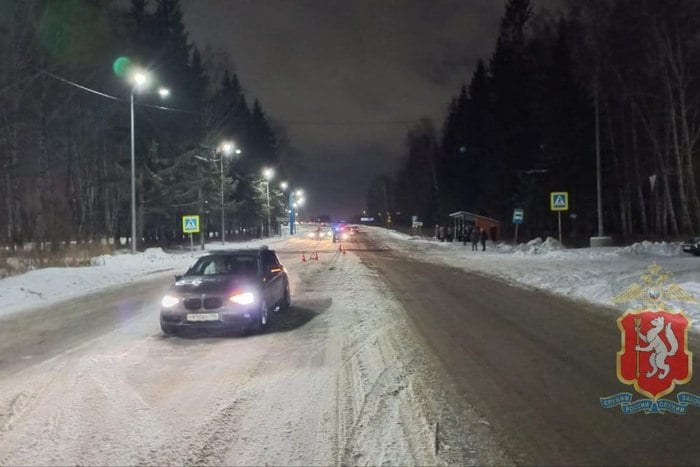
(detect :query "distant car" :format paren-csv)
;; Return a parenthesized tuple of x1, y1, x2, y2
(682, 238, 700, 256)
(160, 247, 290, 335)
(308, 227, 333, 240)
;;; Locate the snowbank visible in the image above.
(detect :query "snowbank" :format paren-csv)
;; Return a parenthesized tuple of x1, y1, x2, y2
(616, 240, 682, 257)
(371, 227, 700, 330)
(513, 236, 562, 255)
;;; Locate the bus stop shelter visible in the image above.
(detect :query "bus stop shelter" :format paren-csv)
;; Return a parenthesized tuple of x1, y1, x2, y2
(448, 211, 501, 242)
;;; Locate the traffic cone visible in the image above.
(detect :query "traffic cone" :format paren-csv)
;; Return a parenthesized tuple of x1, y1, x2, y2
(301, 253, 306, 262)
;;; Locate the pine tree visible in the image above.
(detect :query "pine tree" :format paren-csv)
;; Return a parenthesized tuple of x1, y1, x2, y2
(487, 0, 538, 222)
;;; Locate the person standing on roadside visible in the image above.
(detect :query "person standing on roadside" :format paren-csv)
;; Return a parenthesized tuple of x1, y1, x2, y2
(479, 228, 488, 251)
(470, 227, 479, 251)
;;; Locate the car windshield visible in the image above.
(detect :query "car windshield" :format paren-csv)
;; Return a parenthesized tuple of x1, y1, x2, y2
(187, 255, 259, 276)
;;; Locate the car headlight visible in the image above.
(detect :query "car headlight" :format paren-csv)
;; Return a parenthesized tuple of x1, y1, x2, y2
(161, 295, 180, 308)
(230, 291, 255, 305)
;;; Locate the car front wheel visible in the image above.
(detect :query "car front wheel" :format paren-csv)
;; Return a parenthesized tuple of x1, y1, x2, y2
(161, 322, 177, 336)
(253, 300, 269, 332)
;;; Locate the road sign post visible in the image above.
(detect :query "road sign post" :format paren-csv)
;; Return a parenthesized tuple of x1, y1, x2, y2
(558, 212, 562, 244)
(512, 208, 524, 246)
(182, 215, 200, 252)
(550, 192, 569, 245)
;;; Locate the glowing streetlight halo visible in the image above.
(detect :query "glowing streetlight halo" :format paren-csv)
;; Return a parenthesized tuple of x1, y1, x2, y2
(220, 141, 234, 155)
(131, 70, 151, 90)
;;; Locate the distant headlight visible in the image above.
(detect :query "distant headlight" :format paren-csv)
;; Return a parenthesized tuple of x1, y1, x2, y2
(342, 233, 349, 240)
(161, 295, 180, 308)
(308, 232, 315, 238)
(230, 291, 255, 305)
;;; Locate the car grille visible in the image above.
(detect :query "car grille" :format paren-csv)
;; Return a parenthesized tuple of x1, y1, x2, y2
(203, 297, 223, 309)
(184, 298, 202, 310)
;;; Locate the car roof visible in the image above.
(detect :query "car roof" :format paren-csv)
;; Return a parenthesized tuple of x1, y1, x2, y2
(203, 247, 272, 257)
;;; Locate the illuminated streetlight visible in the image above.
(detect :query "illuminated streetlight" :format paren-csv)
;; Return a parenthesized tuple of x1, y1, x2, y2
(132, 70, 150, 89)
(126, 67, 168, 254)
(262, 167, 274, 237)
(280, 184, 305, 235)
(219, 141, 240, 244)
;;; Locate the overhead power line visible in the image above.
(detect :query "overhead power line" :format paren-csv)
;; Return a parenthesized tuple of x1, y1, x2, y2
(280, 119, 420, 127)
(41, 69, 423, 126)
(39, 69, 198, 114)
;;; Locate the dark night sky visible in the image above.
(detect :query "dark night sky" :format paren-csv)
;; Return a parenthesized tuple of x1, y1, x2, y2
(180, 0, 553, 220)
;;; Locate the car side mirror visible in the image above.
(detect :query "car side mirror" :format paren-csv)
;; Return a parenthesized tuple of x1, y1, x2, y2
(175, 274, 182, 282)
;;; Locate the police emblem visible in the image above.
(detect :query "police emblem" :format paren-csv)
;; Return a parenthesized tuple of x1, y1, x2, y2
(601, 263, 700, 414)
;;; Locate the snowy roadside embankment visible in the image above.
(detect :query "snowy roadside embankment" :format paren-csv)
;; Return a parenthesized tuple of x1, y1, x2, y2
(0, 237, 286, 320)
(372, 227, 700, 328)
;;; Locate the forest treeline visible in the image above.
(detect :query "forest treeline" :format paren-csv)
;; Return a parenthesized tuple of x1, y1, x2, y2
(368, 0, 700, 243)
(1, 0, 296, 249)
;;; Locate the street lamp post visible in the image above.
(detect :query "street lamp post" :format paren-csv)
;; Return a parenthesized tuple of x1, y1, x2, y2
(296, 197, 305, 221)
(289, 191, 295, 235)
(263, 168, 274, 237)
(218, 142, 239, 245)
(281, 186, 303, 235)
(130, 89, 136, 254)
(279, 181, 288, 236)
(220, 151, 225, 244)
(128, 70, 168, 254)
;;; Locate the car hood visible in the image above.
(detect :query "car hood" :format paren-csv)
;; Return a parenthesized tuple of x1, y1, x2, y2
(171, 275, 258, 295)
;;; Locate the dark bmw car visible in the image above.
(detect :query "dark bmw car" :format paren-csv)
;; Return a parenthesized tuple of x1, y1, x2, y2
(682, 237, 700, 256)
(160, 247, 290, 335)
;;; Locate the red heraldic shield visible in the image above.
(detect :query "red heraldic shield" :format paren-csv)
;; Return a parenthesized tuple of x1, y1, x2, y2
(617, 310, 692, 400)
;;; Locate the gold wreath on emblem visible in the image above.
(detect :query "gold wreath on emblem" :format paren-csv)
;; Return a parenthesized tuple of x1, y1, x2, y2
(612, 263, 698, 310)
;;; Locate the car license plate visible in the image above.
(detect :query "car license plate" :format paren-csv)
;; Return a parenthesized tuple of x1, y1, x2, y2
(187, 313, 219, 322)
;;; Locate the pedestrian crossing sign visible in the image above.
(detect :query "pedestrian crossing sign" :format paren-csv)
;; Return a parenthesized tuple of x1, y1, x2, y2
(550, 192, 569, 211)
(182, 215, 200, 233)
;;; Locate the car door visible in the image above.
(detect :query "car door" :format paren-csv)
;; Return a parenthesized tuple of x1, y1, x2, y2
(261, 251, 284, 305)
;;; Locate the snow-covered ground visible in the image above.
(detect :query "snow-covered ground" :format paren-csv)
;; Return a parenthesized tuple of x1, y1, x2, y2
(3, 225, 699, 327)
(0, 227, 503, 465)
(368, 227, 700, 329)
(0, 236, 286, 319)
(3, 224, 697, 464)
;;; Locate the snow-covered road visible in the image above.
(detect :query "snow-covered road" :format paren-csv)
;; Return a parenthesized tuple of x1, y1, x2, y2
(0, 229, 505, 465)
(3, 225, 700, 465)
